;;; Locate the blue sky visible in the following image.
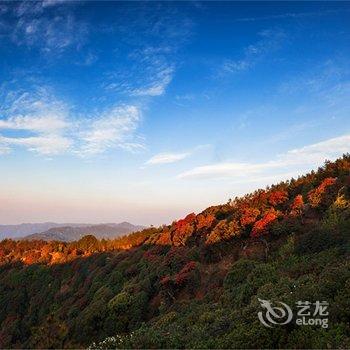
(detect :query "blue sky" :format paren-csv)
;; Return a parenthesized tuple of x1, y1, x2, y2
(0, 1, 349, 225)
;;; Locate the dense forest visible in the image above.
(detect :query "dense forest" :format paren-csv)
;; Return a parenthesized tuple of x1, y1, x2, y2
(1, 155, 350, 349)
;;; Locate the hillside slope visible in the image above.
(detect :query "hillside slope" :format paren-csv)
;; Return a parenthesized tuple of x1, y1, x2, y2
(0, 155, 349, 349)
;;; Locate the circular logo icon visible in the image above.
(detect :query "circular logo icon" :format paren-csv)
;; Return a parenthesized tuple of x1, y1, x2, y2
(258, 298, 293, 328)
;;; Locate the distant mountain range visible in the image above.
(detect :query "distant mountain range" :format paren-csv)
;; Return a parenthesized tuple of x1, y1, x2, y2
(0, 222, 145, 241)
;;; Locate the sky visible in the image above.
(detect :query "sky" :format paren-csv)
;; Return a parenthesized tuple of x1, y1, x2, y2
(0, 1, 349, 225)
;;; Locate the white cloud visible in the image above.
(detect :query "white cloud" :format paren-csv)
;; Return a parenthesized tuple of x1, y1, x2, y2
(131, 66, 174, 97)
(0, 143, 11, 155)
(234, 9, 349, 22)
(101, 4, 193, 99)
(0, 134, 72, 155)
(77, 105, 143, 157)
(0, 88, 143, 157)
(178, 134, 350, 180)
(0, 114, 68, 133)
(99, 5, 194, 100)
(221, 29, 285, 74)
(0, 89, 72, 155)
(222, 60, 251, 73)
(105, 53, 175, 98)
(178, 162, 267, 180)
(280, 134, 350, 165)
(146, 152, 191, 165)
(80, 52, 98, 66)
(42, 0, 71, 8)
(102, 56, 175, 97)
(3, 2, 88, 54)
(146, 145, 211, 166)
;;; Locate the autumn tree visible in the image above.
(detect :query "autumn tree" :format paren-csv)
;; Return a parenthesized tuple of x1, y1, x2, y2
(76, 235, 99, 252)
(268, 190, 288, 206)
(308, 177, 337, 208)
(240, 207, 260, 227)
(172, 213, 196, 246)
(251, 209, 278, 238)
(290, 194, 304, 217)
(196, 213, 216, 231)
(205, 220, 240, 244)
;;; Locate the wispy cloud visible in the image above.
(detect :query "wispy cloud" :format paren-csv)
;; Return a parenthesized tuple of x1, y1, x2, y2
(221, 29, 285, 74)
(0, 87, 143, 157)
(103, 48, 175, 98)
(102, 4, 194, 98)
(2, 1, 87, 55)
(279, 60, 349, 99)
(0, 114, 67, 132)
(41, 0, 71, 8)
(234, 9, 349, 22)
(146, 144, 211, 166)
(131, 65, 174, 97)
(278, 59, 350, 121)
(0, 94, 69, 133)
(0, 87, 72, 155)
(178, 134, 350, 180)
(146, 152, 191, 165)
(0, 134, 72, 156)
(282, 134, 350, 165)
(77, 105, 143, 157)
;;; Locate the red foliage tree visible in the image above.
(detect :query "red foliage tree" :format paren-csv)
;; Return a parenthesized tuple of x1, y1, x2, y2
(156, 231, 172, 245)
(173, 213, 196, 246)
(175, 213, 196, 230)
(196, 214, 216, 230)
(251, 210, 278, 238)
(308, 177, 337, 207)
(205, 219, 240, 245)
(240, 207, 260, 226)
(268, 190, 288, 206)
(290, 194, 304, 216)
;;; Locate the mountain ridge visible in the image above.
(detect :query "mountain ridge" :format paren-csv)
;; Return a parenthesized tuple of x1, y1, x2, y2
(0, 222, 145, 241)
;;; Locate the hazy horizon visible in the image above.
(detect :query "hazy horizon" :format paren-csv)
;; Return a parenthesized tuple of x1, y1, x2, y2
(0, 221, 146, 226)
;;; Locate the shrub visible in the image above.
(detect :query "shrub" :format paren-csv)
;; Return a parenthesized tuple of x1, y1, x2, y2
(224, 259, 258, 290)
(295, 229, 334, 255)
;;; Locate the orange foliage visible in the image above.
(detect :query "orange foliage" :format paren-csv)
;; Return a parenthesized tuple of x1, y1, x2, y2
(240, 207, 260, 226)
(268, 190, 288, 206)
(290, 194, 304, 216)
(175, 213, 196, 230)
(318, 177, 337, 190)
(251, 210, 278, 237)
(173, 213, 196, 246)
(22, 251, 41, 265)
(196, 214, 216, 230)
(156, 231, 172, 245)
(308, 177, 337, 207)
(205, 219, 240, 245)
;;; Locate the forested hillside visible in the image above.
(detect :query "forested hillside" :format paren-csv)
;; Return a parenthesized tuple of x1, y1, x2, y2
(1, 155, 350, 349)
